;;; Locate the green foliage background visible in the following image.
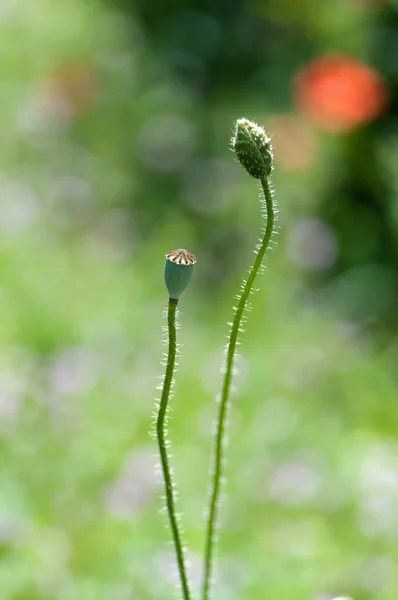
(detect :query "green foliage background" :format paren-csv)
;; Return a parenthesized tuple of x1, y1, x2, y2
(1, 1, 398, 599)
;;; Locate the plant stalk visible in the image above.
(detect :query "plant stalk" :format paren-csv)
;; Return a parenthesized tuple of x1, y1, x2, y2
(157, 298, 192, 600)
(202, 176, 275, 600)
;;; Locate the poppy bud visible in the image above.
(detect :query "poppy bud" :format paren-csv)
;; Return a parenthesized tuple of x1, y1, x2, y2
(164, 249, 196, 301)
(232, 118, 273, 179)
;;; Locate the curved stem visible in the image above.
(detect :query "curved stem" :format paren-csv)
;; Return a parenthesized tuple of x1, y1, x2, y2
(202, 176, 275, 600)
(157, 299, 191, 600)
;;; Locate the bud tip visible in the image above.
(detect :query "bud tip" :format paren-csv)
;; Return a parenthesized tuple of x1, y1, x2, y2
(232, 117, 273, 179)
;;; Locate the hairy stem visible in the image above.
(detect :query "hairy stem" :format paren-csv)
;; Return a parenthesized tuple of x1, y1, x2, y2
(202, 176, 275, 600)
(157, 299, 191, 600)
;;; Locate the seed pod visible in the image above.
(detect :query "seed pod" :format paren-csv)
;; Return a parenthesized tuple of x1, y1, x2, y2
(232, 118, 273, 179)
(164, 249, 196, 301)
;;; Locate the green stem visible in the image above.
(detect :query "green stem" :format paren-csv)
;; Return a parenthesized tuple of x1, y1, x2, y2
(157, 299, 191, 600)
(202, 176, 275, 600)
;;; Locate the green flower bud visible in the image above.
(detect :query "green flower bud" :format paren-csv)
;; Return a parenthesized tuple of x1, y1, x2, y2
(232, 118, 273, 179)
(164, 249, 196, 301)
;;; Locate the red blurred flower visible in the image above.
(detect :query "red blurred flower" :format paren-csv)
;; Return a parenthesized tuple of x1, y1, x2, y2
(294, 53, 388, 132)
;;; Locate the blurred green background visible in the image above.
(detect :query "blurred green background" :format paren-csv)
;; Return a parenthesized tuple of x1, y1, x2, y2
(1, 0, 398, 599)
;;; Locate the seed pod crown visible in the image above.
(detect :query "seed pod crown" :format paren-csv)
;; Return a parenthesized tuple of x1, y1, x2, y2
(164, 249, 196, 300)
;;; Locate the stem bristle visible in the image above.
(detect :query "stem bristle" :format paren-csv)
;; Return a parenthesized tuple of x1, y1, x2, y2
(201, 170, 276, 600)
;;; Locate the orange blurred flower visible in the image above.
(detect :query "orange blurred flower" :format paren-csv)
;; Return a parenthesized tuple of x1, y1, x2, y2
(268, 114, 317, 171)
(349, 0, 385, 5)
(42, 62, 97, 122)
(294, 53, 388, 132)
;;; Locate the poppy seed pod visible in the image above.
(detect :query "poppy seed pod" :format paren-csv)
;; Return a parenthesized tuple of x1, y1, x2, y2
(232, 118, 273, 179)
(165, 249, 196, 301)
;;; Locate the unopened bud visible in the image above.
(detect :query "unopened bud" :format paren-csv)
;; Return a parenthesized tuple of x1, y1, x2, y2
(232, 118, 273, 179)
